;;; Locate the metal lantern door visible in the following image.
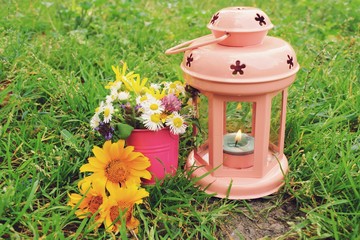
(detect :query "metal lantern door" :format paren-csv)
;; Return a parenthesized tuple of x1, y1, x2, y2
(166, 7, 299, 199)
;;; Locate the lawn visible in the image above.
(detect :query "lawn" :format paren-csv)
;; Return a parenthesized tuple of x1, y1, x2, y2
(0, 0, 359, 239)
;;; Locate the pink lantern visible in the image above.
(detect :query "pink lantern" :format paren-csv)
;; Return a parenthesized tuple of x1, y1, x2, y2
(166, 7, 300, 199)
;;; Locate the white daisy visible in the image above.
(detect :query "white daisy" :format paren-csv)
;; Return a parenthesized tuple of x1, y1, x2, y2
(103, 103, 114, 123)
(163, 81, 185, 96)
(165, 112, 187, 134)
(106, 94, 116, 104)
(136, 93, 156, 105)
(106, 87, 120, 103)
(140, 98, 164, 114)
(117, 91, 130, 101)
(95, 101, 105, 115)
(150, 83, 161, 90)
(90, 114, 101, 129)
(141, 113, 164, 131)
(109, 80, 122, 92)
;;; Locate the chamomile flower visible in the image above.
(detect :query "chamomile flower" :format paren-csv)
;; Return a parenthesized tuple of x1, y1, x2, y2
(106, 94, 116, 104)
(136, 93, 156, 105)
(110, 80, 122, 92)
(141, 113, 164, 131)
(90, 114, 101, 129)
(117, 91, 130, 101)
(140, 98, 164, 115)
(163, 81, 185, 96)
(166, 112, 187, 135)
(95, 101, 105, 115)
(103, 103, 114, 123)
(150, 83, 161, 90)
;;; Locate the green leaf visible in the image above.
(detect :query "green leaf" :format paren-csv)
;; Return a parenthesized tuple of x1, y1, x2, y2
(115, 123, 134, 139)
(60, 129, 80, 152)
(79, 1, 92, 10)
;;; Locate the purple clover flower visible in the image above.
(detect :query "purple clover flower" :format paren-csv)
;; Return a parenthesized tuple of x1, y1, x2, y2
(95, 121, 114, 140)
(121, 102, 131, 109)
(161, 94, 182, 112)
(135, 104, 142, 111)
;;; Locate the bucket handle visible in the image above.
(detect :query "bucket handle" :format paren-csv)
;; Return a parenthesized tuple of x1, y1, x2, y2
(165, 33, 229, 55)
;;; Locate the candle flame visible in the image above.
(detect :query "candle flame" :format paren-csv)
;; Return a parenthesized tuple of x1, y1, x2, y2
(235, 129, 242, 142)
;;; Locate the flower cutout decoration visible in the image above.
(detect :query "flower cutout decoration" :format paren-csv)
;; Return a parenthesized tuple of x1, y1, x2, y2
(186, 53, 194, 67)
(230, 60, 246, 75)
(255, 13, 266, 26)
(210, 12, 219, 24)
(287, 55, 294, 69)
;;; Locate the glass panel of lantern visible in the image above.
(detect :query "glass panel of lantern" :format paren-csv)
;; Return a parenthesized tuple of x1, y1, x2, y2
(225, 102, 253, 134)
(193, 94, 208, 150)
(267, 90, 288, 169)
(224, 101, 255, 169)
(270, 92, 283, 156)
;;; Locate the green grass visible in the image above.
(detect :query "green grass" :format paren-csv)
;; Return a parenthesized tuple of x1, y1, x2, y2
(0, 0, 359, 239)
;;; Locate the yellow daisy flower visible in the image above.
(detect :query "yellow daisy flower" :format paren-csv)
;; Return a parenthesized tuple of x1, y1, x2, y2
(146, 86, 166, 100)
(102, 184, 149, 233)
(67, 180, 106, 227)
(105, 63, 138, 89)
(80, 140, 151, 192)
(124, 75, 148, 95)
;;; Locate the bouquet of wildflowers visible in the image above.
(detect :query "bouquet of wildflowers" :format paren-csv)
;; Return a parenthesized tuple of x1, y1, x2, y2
(68, 63, 196, 236)
(90, 63, 191, 140)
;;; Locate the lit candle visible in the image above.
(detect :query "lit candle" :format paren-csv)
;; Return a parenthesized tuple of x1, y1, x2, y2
(223, 129, 254, 155)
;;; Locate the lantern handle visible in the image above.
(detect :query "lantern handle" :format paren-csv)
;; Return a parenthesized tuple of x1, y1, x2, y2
(165, 33, 229, 55)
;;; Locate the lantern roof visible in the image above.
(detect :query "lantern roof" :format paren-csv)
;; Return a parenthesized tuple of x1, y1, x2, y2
(180, 35, 299, 83)
(167, 6, 300, 83)
(207, 7, 273, 34)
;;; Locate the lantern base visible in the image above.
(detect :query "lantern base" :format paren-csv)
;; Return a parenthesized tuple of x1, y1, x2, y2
(185, 150, 288, 200)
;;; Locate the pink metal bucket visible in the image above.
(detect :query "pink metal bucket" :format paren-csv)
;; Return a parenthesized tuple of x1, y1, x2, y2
(126, 128, 179, 184)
